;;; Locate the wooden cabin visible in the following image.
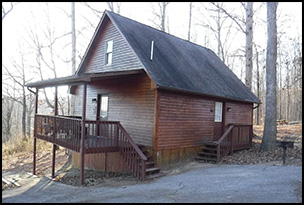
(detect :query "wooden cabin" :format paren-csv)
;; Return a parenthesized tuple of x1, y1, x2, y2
(26, 10, 261, 184)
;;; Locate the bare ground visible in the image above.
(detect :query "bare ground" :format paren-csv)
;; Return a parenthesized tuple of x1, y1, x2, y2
(2, 123, 302, 189)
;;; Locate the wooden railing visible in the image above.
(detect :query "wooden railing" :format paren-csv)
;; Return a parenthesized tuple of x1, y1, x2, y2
(34, 114, 147, 180)
(35, 114, 82, 152)
(117, 123, 147, 181)
(216, 124, 253, 160)
(83, 120, 120, 153)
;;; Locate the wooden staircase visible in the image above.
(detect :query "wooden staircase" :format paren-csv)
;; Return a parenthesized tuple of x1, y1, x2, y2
(196, 142, 219, 163)
(196, 124, 254, 163)
(138, 145, 162, 180)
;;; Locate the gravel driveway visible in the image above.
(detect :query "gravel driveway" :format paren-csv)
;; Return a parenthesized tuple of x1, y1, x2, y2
(2, 164, 302, 203)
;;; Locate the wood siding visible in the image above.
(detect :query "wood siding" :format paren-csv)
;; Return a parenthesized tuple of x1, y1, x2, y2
(156, 90, 215, 149)
(225, 101, 253, 126)
(83, 16, 143, 73)
(74, 73, 155, 146)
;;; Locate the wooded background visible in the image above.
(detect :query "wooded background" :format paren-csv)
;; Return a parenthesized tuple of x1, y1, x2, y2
(2, 2, 302, 143)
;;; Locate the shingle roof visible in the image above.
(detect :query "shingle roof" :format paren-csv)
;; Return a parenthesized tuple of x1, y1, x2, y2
(69, 10, 258, 104)
(106, 11, 261, 104)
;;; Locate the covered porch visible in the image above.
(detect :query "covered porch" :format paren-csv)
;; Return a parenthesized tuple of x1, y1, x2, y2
(35, 114, 120, 154)
(26, 70, 148, 185)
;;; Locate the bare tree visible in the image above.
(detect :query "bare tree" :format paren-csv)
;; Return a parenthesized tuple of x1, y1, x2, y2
(188, 2, 193, 41)
(107, 2, 121, 14)
(26, 3, 72, 114)
(150, 2, 169, 32)
(71, 2, 76, 75)
(254, 44, 261, 125)
(261, 2, 279, 151)
(210, 2, 255, 90)
(2, 2, 18, 21)
(3, 46, 31, 140)
(245, 2, 253, 90)
(2, 88, 16, 142)
(197, 3, 232, 63)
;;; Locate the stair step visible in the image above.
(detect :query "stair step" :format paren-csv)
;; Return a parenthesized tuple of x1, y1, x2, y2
(145, 172, 165, 180)
(201, 147, 217, 151)
(146, 167, 160, 172)
(198, 151, 217, 156)
(145, 161, 155, 168)
(203, 142, 218, 146)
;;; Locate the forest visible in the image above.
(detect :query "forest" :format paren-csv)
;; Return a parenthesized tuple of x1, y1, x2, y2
(2, 2, 302, 147)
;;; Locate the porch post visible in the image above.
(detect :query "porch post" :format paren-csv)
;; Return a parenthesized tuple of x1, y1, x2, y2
(80, 83, 87, 185)
(52, 86, 58, 178)
(33, 88, 39, 175)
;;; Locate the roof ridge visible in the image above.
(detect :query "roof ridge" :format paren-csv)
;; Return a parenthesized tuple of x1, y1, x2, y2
(106, 10, 213, 53)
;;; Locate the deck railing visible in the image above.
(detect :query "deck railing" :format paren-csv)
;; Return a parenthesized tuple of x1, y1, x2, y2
(34, 114, 147, 180)
(216, 124, 253, 160)
(35, 114, 82, 152)
(117, 123, 147, 181)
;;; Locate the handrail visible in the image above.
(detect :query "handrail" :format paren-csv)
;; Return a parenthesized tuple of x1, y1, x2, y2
(215, 123, 253, 161)
(117, 123, 147, 161)
(216, 124, 234, 144)
(35, 114, 82, 121)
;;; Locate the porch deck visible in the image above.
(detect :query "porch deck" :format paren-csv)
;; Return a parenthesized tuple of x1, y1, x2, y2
(35, 115, 122, 153)
(34, 114, 148, 182)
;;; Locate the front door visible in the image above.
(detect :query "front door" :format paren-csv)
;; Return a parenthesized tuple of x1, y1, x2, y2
(96, 94, 109, 121)
(214, 101, 224, 141)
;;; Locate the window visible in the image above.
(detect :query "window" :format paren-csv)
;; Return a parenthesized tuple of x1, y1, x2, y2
(100, 95, 109, 119)
(105, 40, 113, 65)
(214, 102, 223, 122)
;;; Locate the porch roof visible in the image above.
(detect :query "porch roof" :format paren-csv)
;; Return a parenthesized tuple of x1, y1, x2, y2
(26, 69, 144, 89)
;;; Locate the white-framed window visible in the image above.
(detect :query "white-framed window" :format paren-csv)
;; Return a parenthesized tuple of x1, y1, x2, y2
(214, 102, 223, 122)
(100, 95, 109, 119)
(105, 40, 113, 65)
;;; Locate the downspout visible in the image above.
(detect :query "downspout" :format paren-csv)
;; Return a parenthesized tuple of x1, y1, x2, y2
(27, 87, 37, 95)
(253, 103, 260, 109)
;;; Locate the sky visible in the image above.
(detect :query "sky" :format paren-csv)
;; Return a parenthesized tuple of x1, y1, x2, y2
(2, 2, 302, 97)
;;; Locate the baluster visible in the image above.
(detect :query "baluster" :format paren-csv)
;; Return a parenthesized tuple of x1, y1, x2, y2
(132, 147, 134, 171)
(111, 123, 113, 146)
(94, 123, 97, 149)
(141, 158, 146, 181)
(98, 122, 102, 148)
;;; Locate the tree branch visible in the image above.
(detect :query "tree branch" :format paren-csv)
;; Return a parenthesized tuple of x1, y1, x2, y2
(210, 2, 246, 33)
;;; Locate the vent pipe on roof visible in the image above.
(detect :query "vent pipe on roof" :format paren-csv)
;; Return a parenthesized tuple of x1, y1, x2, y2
(150, 40, 154, 61)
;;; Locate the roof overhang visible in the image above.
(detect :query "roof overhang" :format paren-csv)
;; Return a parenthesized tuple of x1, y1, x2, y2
(157, 85, 262, 104)
(26, 69, 145, 89)
(26, 75, 90, 89)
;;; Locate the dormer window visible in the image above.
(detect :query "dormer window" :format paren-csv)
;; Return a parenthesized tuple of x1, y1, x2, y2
(105, 40, 113, 65)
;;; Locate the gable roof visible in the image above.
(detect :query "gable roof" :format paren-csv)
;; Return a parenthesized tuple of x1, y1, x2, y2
(77, 10, 261, 104)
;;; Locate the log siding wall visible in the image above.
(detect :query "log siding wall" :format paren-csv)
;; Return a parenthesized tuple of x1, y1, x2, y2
(83, 16, 143, 73)
(156, 90, 215, 149)
(74, 73, 155, 147)
(225, 101, 253, 126)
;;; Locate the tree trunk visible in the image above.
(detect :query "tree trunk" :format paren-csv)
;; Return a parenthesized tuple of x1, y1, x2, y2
(245, 2, 253, 90)
(261, 2, 278, 151)
(255, 48, 260, 125)
(71, 2, 76, 75)
(161, 2, 167, 32)
(187, 2, 192, 41)
(70, 2, 76, 116)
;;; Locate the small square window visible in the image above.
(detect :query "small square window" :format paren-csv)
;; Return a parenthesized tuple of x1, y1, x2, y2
(105, 40, 113, 65)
